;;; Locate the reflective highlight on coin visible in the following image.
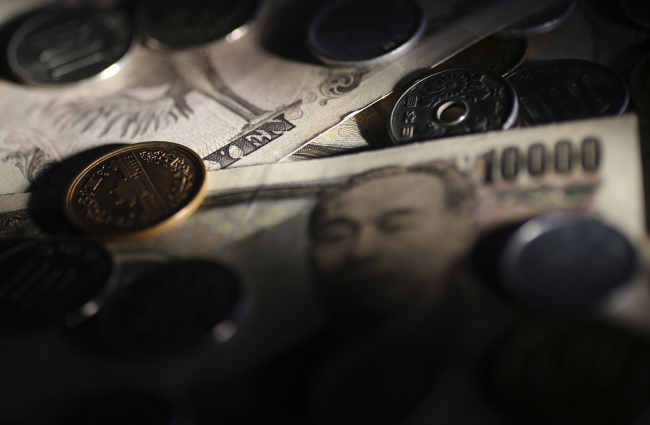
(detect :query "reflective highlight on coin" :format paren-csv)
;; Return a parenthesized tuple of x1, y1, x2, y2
(0, 238, 116, 326)
(389, 68, 518, 144)
(308, 0, 425, 67)
(498, 216, 638, 311)
(64, 142, 207, 241)
(138, 0, 263, 49)
(496, 0, 577, 38)
(507, 59, 629, 126)
(7, 8, 136, 85)
(99, 260, 243, 353)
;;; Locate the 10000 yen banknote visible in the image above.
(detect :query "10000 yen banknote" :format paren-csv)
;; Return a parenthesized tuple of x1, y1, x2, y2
(0, 114, 646, 423)
(0, 0, 552, 194)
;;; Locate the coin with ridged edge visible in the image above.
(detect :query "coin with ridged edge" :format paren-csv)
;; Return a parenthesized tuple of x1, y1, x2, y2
(64, 142, 207, 241)
(7, 7, 137, 86)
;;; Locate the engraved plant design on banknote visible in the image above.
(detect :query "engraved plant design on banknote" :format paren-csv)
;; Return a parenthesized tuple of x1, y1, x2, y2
(318, 70, 369, 105)
(0, 131, 57, 189)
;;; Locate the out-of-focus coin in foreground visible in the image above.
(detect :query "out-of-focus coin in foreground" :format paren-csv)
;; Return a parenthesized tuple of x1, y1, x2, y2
(99, 260, 244, 353)
(389, 68, 518, 144)
(7, 8, 136, 85)
(64, 142, 207, 241)
(307, 0, 425, 67)
(138, 0, 264, 49)
(631, 51, 650, 113)
(496, 0, 577, 38)
(498, 216, 638, 311)
(507, 59, 629, 126)
(620, 0, 650, 31)
(432, 36, 528, 77)
(0, 238, 117, 327)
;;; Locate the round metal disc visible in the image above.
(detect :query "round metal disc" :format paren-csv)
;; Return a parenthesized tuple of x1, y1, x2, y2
(389, 67, 518, 145)
(431, 36, 529, 77)
(0, 238, 116, 326)
(64, 142, 207, 241)
(99, 260, 242, 353)
(483, 318, 650, 424)
(620, 0, 650, 31)
(138, 0, 264, 49)
(498, 216, 638, 311)
(307, 0, 426, 67)
(7, 8, 137, 86)
(631, 51, 650, 113)
(507, 59, 629, 126)
(496, 0, 577, 38)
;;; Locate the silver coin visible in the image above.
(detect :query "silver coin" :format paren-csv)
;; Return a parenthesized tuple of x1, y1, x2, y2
(307, 0, 426, 67)
(7, 8, 137, 86)
(138, 0, 264, 50)
(507, 59, 629, 126)
(498, 216, 638, 311)
(496, 0, 577, 38)
(389, 68, 518, 145)
(0, 238, 118, 327)
(620, 0, 650, 31)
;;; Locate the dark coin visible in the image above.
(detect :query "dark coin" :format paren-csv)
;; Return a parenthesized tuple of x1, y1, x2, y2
(432, 36, 528, 77)
(496, 0, 577, 38)
(99, 260, 243, 353)
(0, 238, 117, 326)
(138, 0, 263, 49)
(389, 68, 518, 144)
(507, 59, 629, 126)
(307, 0, 426, 67)
(620, 0, 650, 31)
(631, 51, 650, 113)
(498, 216, 638, 311)
(308, 341, 440, 425)
(61, 391, 181, 425)
(7, 8, 136, 85)
(483, 318, 650, 425)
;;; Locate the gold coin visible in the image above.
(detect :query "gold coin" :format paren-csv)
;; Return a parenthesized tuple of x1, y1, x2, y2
(64, 142, 207, 241)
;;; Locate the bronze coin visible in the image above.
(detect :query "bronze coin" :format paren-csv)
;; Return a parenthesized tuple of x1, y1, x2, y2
(631, 51, 650, 113)
(431, 36, 528, 77)
(64, 142, 207, 241)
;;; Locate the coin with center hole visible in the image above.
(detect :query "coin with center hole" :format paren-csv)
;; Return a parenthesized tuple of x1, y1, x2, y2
(0, 238, 117, 327)
(64, 142, 207, 241)
(307, 0, 426, 67)
(389, 68, 518, 144)
(7, 7, 137, 85)
(138, 0, 264, 49)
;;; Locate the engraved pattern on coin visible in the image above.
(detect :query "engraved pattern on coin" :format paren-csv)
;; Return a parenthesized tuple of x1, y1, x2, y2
(139, 0, 263, 49)
(7, 8, 136, 85)
(0, 238, 116, 326)
(64, 142, 206, 240)
(389, 68, 518, 144)
(507, 59, 629, 126)
(308, 0, 426, 66)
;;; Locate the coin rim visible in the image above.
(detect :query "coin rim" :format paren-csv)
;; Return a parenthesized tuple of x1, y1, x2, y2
(7, 7, 139, 87)
(63, 141, 207, 242)
(307, 0, 426, 67)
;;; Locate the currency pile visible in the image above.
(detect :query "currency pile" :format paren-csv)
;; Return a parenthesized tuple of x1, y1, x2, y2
(0, 1, 650, 425)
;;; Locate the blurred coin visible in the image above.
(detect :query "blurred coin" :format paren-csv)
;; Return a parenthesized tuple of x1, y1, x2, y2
(138, 0, 263, 49)
(483, 318, 650, 425)
(307, 0, 425, 67)
(498, 216, 637, 311)
(7, 8, 136, 86)
(496, 0, 577, 38)
(507, 59, 629, 126)
(0, 238, 116, 327)
(99, 260, 243, 353)
(64, 142, 207, 241)
(620, 0, 650, 31)
(432, 36, 528, 77)
(389, 68, 518, 144)
(631, 51, 650, 112)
